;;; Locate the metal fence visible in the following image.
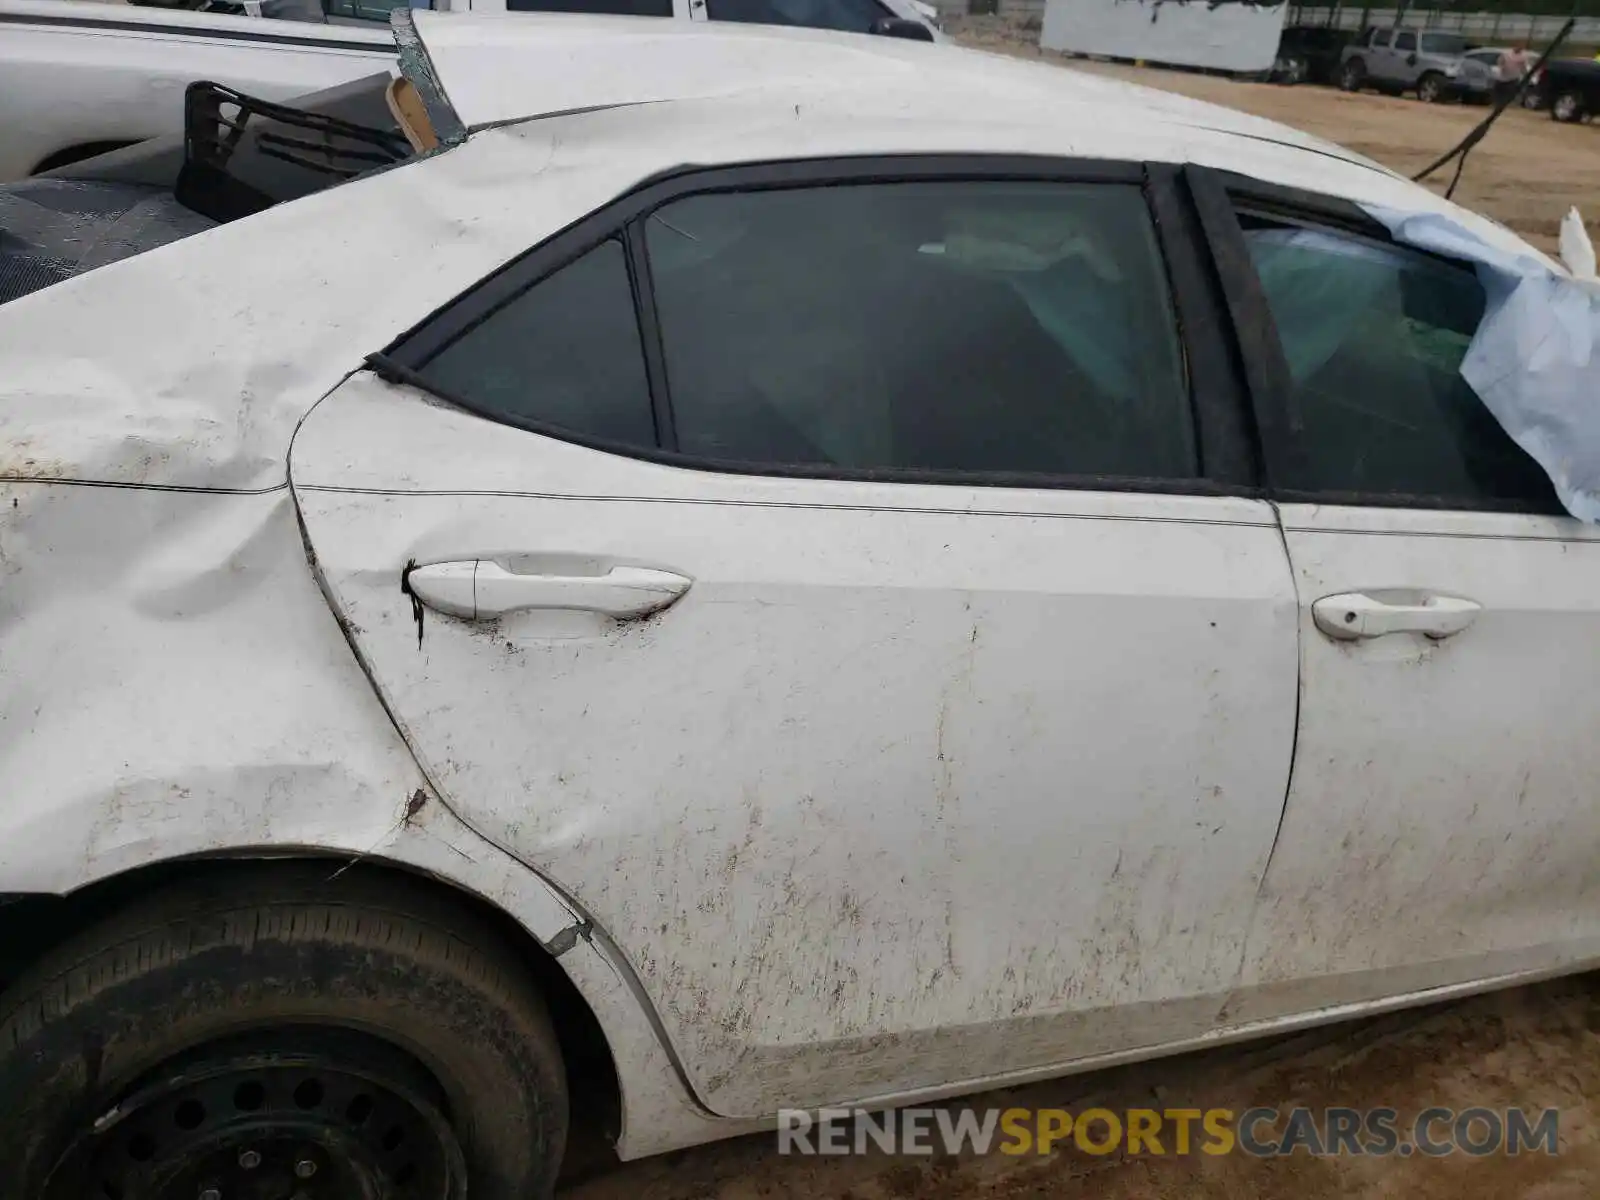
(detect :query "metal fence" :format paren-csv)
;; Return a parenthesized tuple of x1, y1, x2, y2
(1289, 4, 1600, 43)
(947, 0, 1600, 48)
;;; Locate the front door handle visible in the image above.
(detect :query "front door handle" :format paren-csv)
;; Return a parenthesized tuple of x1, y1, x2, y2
(1312, 591, 1481, 641)
(407, 560, 691, 621)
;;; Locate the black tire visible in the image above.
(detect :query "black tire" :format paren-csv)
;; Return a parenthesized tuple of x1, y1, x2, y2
(1552, 89, 1585, 123)
(1338, 58, 1366, 92)
(0, 865, 569, 1200)
(1417, 71, 1446, 103)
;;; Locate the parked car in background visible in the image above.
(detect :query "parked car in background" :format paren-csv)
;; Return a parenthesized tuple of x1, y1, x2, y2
(1271, 24, 1357, 85)
(0, 0, 943, 179)
(1462, 45, 1512, 103)
(1338, 27, 1494, 102)
(3, 9, 1597, 1199)
(1525, 56, 1600, 121)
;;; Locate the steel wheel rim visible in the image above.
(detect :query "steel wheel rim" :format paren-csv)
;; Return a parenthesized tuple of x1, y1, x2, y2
(45, 1033, 468, 1200)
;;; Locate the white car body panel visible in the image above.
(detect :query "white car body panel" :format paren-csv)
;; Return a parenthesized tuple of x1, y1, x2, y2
(444, 0, 944, 36)
(0, 0, 392, 180)
(0, 129, 721, 1159)
(2, 12, 1595, 1161)
(1229, 502, 1600, 1021)
(290, 371, 1300, 1114)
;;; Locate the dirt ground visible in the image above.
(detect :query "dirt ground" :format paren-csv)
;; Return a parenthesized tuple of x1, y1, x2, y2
(566, 976, 1600, 1199)
(950, 14, 1600, 254)
(563, 28, 1600, 1200)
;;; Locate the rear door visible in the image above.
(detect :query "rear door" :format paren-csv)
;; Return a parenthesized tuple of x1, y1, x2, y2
(1365, 28, 1396, 81)
(292, 158, 1301, 1115)
(1392, 29, 1420, 84)
(1190, 171, 1600, 1025)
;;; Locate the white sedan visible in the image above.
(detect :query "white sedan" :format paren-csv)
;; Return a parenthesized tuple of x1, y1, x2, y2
(1, 11, 1596, 1199)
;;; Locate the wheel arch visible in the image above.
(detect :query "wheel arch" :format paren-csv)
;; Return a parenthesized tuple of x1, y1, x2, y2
(0, 853, 623, 1152)
(30, 139, 141, 175)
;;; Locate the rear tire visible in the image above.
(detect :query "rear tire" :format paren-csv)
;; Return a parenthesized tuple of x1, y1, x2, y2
(1338, 58, 1366, 92)
(0, 866, 570, 1200)
(1552, 90, 1585, 123)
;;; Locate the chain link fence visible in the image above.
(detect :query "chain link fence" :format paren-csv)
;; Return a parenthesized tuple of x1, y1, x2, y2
(1288, 2, 1600, 47)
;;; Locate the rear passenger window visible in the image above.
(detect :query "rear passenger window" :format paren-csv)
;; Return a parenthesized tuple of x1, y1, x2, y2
(417, 239, 657, 447)
(644, 181, 1195, 477)
(1242, 219, 1558, 509)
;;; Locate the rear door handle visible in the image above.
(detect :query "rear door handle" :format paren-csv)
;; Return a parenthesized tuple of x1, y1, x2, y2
(406, 560, 691, 620)
(1312, 591, 1481, 641)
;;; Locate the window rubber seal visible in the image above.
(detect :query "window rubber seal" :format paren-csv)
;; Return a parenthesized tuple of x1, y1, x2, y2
(375, 153, 1271, 500)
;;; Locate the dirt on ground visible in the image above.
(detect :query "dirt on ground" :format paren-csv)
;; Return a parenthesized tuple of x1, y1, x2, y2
(567, 975, 1600, 1199)
(949, 14, 1600, 254)
(564, 27, 1599, 1199)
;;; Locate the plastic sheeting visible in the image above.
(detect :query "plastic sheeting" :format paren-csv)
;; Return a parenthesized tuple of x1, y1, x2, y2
(1364, 203, 1600, 522)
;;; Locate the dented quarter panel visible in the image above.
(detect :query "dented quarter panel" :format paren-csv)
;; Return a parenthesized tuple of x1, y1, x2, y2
(290, 373, 1302, 1117)
(0, 484, 423, 889)
(0, 477, 724, 1161)
(0, 128, 565, 492)
(0, 127, 745, 1157)
(1228, 503, 1600, 1025)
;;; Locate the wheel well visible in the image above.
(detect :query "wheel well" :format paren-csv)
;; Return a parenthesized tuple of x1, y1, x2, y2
(0, 855, 622, 1150)
(30, 139, 139, 175)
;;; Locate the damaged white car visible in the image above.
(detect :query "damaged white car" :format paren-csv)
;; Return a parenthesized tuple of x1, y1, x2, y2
(2, 10, 1599, 1199)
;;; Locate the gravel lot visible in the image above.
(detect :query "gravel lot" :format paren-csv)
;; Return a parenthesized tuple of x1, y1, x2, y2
(951, 14, 1599, 254)
(566, 25, 1600, 1199)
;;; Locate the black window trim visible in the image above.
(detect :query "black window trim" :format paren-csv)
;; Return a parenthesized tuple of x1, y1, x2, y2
(376, 153, 1262, 499)
(1187, 165, 1565, 517)
(1145, 163, 1259, 490)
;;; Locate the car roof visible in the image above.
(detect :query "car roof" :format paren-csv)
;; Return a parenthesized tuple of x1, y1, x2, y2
(406, 11, 1538, 261)
(414, 9, 1367, 161)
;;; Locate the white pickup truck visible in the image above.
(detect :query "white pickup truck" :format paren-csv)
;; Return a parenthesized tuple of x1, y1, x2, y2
(0, 0, 391, 178)
(0, 0, 942, 180)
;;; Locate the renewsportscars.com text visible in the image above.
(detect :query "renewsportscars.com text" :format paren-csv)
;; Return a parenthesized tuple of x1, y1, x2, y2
(777, 1105, 1560, 1158)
